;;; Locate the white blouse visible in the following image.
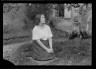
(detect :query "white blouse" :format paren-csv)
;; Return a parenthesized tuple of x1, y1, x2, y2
(32, 24, 53, 40)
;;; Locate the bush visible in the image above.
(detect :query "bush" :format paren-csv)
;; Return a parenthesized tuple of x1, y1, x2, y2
(53, 30, 69, 38)
(3, 25, 9, 34)
(26, 4, 53, 23)
(48, 17, 69, 38)
(3, 24, 15, 34)
(3, 24, 23, 34)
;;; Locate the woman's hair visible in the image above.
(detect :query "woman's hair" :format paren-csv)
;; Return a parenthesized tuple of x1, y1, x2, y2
(34, 13, 45, 25)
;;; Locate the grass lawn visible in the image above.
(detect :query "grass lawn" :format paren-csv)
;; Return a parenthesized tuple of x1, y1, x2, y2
(3, 38, 92, 65)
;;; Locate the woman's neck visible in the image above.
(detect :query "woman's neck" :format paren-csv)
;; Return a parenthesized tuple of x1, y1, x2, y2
(38, 23, 45, 29)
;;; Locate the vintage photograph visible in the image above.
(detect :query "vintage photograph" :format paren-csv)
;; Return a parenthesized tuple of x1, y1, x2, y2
(3, 3, 92, 65)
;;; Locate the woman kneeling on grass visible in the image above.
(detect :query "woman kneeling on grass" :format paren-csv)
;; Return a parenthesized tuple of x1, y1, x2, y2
(31, 13, 55, 61)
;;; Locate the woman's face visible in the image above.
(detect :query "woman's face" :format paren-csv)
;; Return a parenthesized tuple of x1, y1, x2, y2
(40, 15, 45, 24)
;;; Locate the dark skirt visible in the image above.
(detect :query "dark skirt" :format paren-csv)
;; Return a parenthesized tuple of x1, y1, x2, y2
(31, 39, 55, 61)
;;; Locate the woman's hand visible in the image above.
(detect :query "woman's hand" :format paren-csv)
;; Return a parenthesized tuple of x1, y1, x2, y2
(46, 48, 53, 53)
(50, 48, 54, 52)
